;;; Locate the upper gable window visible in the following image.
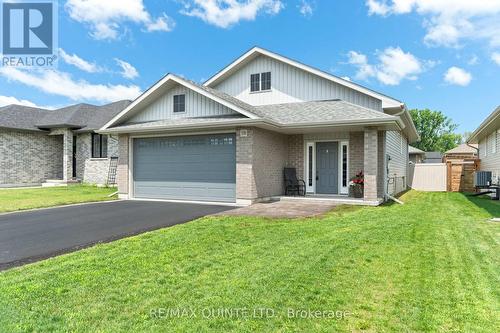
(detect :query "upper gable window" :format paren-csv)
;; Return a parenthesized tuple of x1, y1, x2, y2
(250, 72, 271, 92)
(173, 94, 185, 113)
(250, 73, 260, 92)
(261, 72, 271, 91)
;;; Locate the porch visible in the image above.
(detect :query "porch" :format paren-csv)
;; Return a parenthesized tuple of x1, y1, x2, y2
(236, 127, 387, 205)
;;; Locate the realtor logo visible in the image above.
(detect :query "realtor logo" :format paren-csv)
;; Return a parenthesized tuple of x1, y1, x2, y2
(1, 0, 58, 67)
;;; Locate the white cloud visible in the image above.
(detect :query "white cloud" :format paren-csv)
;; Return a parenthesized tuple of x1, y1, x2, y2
(444, 66, 472, 86)
(467, 55, 479, 66)
(181, 0, 284, 28)
(59, 49, 101, 73)
(298, 0, 314, 17)
(341, 76, 351, 81)
(492, 52, 500, 65)
(347, 47, 425, 85)
(115, 58, 139, 79)
(65, 0, 175, 40)
(365, 0, 500, 47)
(0, 67, 141, 103)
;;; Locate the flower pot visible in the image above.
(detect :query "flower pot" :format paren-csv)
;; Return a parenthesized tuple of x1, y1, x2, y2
(350, 186, 364, 198)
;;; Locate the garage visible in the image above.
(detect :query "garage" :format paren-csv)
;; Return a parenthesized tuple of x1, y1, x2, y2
(133, 134, 236, 202)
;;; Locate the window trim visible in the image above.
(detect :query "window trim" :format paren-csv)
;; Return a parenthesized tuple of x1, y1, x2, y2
(91, 133, 108, 158)
(173, 94, 186, 113)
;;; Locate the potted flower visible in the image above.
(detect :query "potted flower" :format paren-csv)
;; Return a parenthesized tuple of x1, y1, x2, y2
(349, 171, 364, 198)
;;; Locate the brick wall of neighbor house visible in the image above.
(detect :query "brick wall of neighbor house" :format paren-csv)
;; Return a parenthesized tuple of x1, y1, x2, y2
(75, 133, 91, 180)
(0, 130, 63, 186)
(84, 158, 111, 184)
(117, 134, 129, 197)
(76, 133, 119, 185)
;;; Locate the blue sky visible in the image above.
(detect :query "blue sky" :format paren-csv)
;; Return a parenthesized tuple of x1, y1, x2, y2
(1, 0, 500, 133)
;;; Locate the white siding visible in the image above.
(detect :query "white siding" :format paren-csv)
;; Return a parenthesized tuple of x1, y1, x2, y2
(386, 130, 408, 195)
(479, 128, 500, 181)
(129, 83, 237, 123)
(213, 55, 382, 111)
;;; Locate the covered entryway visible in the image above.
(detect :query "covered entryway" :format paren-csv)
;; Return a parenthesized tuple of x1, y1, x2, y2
(133, 134, 236, 202)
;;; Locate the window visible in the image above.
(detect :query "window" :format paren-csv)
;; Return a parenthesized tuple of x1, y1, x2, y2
(250, 73, 260, 92)
(173, 94, 185, 113)
(92, 134, 107, 158)
(250, 72, 271, 92)
(261, 72, 271, 90)
(308, 146, 313, 187)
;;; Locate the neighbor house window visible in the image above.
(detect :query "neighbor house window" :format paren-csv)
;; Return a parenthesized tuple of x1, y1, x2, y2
(261, 72, 271, 90)
(92, 134, 107, 158)
(173, 94, 185, 113)
(250, 73, 260, 92)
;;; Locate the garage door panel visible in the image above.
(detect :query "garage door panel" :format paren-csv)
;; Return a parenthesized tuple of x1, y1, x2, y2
(133, 134, 236, 202)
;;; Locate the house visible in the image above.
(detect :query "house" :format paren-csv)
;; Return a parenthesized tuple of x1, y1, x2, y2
(443, 143, 478, 162)
(409, 145, 425, 163)
(0, 101, 131, 187)
(99, 47, 419, 205)
(468, 106, 500, 181)
(424, 151, 443, 163)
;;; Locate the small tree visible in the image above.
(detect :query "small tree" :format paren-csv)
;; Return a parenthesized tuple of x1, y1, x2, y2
(409, 108, 462, 152)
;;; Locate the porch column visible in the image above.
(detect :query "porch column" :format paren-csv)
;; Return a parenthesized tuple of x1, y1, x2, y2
(364, 128, 378, 201)
(62, 130, 73, 181)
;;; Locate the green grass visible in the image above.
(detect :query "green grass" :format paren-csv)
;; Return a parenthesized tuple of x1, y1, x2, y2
(0, 191, 498, 332)
(0, 185, 117, 213)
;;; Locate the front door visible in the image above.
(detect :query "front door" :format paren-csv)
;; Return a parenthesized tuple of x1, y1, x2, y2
(316, 142, 338, 194)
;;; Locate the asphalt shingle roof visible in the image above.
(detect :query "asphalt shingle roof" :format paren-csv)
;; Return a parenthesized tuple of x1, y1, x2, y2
(253, 100, 395, 124)
(0, 100, 131, 132)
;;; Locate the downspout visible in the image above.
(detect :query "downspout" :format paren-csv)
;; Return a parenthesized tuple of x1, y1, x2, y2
(384, 107, 406, 205)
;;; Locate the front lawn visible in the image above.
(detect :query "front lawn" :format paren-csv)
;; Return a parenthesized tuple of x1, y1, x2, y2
(0, 192, 498, 332)
(0, 185, 117, 213)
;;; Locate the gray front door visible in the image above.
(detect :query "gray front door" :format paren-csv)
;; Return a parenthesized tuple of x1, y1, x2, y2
(316, 142, 339, 194)
(133, 134, 236, 202)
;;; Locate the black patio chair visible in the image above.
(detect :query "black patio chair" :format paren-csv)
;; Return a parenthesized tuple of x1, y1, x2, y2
(284, 167, 306, 196)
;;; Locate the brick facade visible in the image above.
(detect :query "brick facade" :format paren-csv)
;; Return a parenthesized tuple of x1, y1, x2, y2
(363, 129, 378, 201)
(115, 128, 387, 203)
(117, 134, 129, 197)
(0, 130, 63, 186)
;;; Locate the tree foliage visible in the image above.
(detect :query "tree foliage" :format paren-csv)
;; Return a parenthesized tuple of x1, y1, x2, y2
(409, 109, 462, 152)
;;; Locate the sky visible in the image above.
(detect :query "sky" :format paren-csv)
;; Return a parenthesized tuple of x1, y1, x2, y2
(1, 0, 500, 133)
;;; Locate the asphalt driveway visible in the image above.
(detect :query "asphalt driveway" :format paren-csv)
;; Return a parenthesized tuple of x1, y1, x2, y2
(0, 200, 232, 270)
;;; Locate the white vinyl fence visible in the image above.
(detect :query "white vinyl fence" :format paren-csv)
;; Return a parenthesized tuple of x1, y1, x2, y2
(408, 163, 447, 192)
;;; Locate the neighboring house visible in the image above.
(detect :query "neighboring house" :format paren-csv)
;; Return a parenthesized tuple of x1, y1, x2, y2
(100, 47, 419, 205)
(424, 152, 443, 163)
(409, 145, 425, 164)
(443, 143, 478, 162)
(468, 106, 500, 181)
(0, 101, 131, 187)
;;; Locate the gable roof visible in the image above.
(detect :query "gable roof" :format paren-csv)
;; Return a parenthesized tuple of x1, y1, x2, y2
(0, 100, 131, 132)
(467, 106, 500, 144)
(101, 74, 260, 130)
(204, 47, 403, 109)
(444, 143, 478, 155)
(408, 145, 425, 155)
